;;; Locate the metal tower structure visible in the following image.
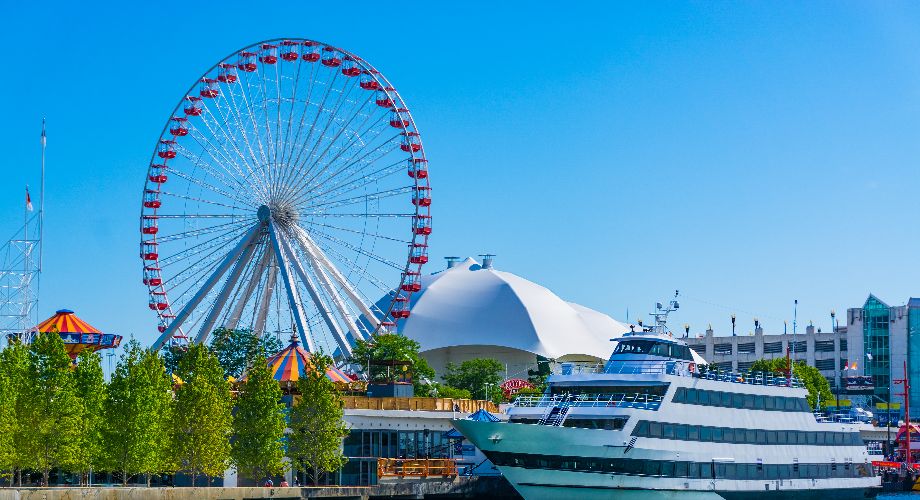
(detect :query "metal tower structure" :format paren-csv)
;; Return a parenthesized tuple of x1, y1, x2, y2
(0, 120, 44, 345)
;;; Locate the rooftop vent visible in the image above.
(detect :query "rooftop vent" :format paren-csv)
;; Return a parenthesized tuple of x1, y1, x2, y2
(445, 256, 461, 269)
(479, 254, 496, 269)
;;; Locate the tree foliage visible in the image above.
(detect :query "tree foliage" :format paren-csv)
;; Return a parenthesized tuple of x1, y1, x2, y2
(442, 358, 504, 401)
(21, 331, 83, 485)
(210, 328, 283, 379)
(0, 341, 28, 484)
(102, 340, 175, 485)
(173, 343, 233, 486)
(73, 350, 107, 485)
(287, 353, 349, 485)
(749, 358, 834, 409)
(232, 345, 287, 482)
(349, 333, 435, 395)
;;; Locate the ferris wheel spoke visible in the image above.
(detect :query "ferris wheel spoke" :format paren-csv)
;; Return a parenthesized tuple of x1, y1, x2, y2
(306, 185, 415, 212)
(154, 219, 252, 244)
(252, 257, 277, 336)
(167, 166, 254, 207)
(208, 83, 273, 191)
(160, 190, 251, 211)
(158, 223, 253, 268)
(187, 107, 270, 200)
(295, 156, 406, 209)
(305, 212, 416, 218)
(308, 238, 397, 297)
(284, 124, 398, 208)
(277, 65, 347, 193)
(308, 227, 406, 271)
(232, 69, 273, 181)
(302, 219, 410, 244)
(173, 142, 254, 199)
(278, 59, 315, 179)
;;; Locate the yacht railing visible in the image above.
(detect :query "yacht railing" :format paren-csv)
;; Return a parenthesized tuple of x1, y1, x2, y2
(514, 393, 664, 411)
(564, 360, 805, 388)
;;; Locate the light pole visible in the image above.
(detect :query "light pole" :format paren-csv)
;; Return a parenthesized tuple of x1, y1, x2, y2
(731, 314, 736, 336)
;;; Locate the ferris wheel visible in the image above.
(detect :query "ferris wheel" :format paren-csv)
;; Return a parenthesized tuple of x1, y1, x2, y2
(142, 39, 431, 357)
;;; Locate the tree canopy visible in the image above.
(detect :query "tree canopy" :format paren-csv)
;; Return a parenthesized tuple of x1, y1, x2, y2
(749, 358, 833, 409)
(232, 345, 287, 482)
(73, 350, 107, 485)
(349, 333, 435, 395)
(442, 358, 504, 402)
(210, 328, 283, 379)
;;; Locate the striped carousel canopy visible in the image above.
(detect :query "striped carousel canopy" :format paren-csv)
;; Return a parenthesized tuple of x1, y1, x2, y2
(265, 334, 352, 384)
(35, 309, 122, 359)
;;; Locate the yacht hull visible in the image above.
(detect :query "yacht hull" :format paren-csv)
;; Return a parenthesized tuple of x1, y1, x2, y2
(453, 420, 879, 500)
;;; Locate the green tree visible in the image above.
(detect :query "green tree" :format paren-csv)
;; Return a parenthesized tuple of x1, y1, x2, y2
(103, 340, 175, 485)
(442, 358, 504, 401)
(749, 358, 833, 409)
(73, 350, 107, 485)
(173, 343, 233, 486)
(210, 328, 283, 379)
(431, 383, 472, 399)
(287, 353, 348, 485)
(0, 341, 29, 485)
(21, 331, 83, 485)
(0, 359, 16, 482)
(232, 346, 287, 483)
(349, 333, 435, 395)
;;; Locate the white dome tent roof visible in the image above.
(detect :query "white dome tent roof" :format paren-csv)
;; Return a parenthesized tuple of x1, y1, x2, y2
(379, 257, 630, 376)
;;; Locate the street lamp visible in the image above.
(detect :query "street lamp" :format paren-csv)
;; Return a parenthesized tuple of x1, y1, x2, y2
(731, 314, 736, 336)
(683, 324, 690, 338)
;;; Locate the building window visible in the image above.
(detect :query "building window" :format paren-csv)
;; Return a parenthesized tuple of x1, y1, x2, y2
(737, 343, 755, 354)
(689, 344, 706, 355)
(714, 344, 733, 356)
(737, 361, 755, 372)
(814, 340, 835, 352)
(864, 295, 891, 402)
(839, 339, 847, 351)
(789, 341, 807, 353)
(815, 359, 836, 370)
(764, 342, 783, 354)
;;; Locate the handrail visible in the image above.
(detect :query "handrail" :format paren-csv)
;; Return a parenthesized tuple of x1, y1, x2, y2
(564, 359, 806, 389)
(515, 392, 664, 410)
(377, 458, 458, 478)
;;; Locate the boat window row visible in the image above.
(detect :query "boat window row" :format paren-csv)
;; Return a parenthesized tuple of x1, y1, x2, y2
(549, 384, 669, 397)
(672, 387, 810, 412)
(632, 420, 863, 446)
(509, 416, 629, 431)
(483, 450, 872, 480)
(612, 340, 694, 360)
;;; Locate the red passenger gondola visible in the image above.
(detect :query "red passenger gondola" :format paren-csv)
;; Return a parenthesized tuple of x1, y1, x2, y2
(238, 51, 258, 72)
(376, 87, 395, 107)
(408, 158, 428, 179)
(321, 47, 342, 67)
(259, 43, 278, 64)
(280, 40, 299, 62)
(184, 96, 203, 116)
(392, 296, 411, 319)
(142, 215, 158, 235)
(302, 41, 320, 62)
(401, 271, 421, 292)
(412, 186, 431, 207)
(412, 215, 432, 235)
(143, 189, 161, 209)
(142, 241, 159, 261)
(217, 62, 238, 83)
(401, 132, 421, 152)
(342, 57, 361, 77)
(360, 70, 380, 90)
(389, 108, 409, 128)
(143, 266, 162, 287)
(409, 243, 428, 264)
(200, 78, 219, 98)
(149, 164, 167, 184)
(169, 117, 189, 136)
(158, 140, 177, 159)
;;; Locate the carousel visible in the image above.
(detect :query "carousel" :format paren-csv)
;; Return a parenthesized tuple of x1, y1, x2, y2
(247, 333, 359, 393)
(33, 309, 121, 359)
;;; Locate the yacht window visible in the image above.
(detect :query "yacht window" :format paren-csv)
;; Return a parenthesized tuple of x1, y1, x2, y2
(834, 433, 844, 445)
(689, 462, 701, 478)
(784, 398, 797, 411)
(697, 390, 709, 405)
(700, 426, 713, 441)
(816, 433, 826, 445)
(745, 429, 756, 443)
(675, 425, 688, 440)
(688, 425, 700, 440)
(743, 394, 755, 409)
(644, 461, 660, 476)
(712, 427, 724, 441)
(649, 422, 662, 437)
(634, 420, 649, 436)
(732, 393, 744, 408)
(614, 340, 657, 355)
(767, 431, 778, 444)
(807, 432, 817, 445)
(764, 396, 776, 410)
(755, 430, 766, 444)
(663, 424, 675, 439)
(722, 428, 734, 442)
(660, 461, 675, 477)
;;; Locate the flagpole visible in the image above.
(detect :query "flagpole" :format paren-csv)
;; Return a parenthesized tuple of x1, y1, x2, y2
(40, 118, 45, 273)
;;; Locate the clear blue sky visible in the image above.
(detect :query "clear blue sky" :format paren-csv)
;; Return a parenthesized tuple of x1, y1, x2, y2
(2, 1, 920, 352)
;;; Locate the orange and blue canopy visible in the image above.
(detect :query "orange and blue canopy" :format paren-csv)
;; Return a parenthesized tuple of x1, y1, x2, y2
(265, 335, 352, 384)
(35, 309, 122, 358)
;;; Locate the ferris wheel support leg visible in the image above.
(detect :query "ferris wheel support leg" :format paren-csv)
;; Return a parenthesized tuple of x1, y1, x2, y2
(195, 235, 259, 344)
(253, 257, 276, 337)
(152, 224, 263, 350)
(268, 223, 314, 352)
(295, 227, 380, 338)
(293, 230, 363, 346)
(277, 232, 352, 358)
(226, 248, 271, 330)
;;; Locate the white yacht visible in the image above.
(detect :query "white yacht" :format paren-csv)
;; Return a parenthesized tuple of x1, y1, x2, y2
(453, 296, 881, 499)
